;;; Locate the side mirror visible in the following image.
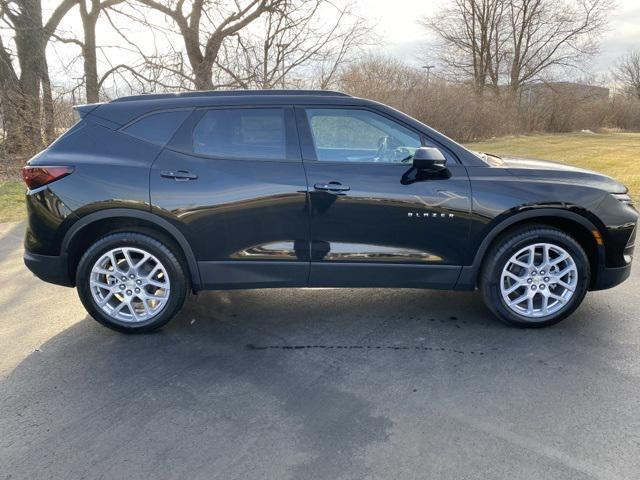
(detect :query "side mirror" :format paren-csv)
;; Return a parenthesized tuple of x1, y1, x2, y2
(412, 147, 447, 171)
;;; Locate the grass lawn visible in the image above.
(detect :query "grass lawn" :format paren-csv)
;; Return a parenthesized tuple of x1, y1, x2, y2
(465, 132, 640, 201)
(0, 180, 25, 223)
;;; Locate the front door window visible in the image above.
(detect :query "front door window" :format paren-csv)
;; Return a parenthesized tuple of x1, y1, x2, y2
(305, 108, 422, 164)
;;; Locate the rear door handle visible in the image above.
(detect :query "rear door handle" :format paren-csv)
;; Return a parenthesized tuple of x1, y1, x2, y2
(160, 170, 198, 181)
(314, 181, 350, 192)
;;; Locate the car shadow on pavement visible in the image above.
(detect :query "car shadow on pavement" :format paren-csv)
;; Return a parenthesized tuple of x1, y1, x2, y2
(1, 286, 631, 479)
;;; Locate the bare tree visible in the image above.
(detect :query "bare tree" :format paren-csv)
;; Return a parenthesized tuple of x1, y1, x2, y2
(0, 0, 77, 153)
(613, 50, 640, 100)
(421, 0, 506, 96)
(97, 4, 199, 94)
(422, 0, 612, 96)
(53, 0, 125, 103)
(504, 0, 612, 94)
(216, 0, 372, 90)
(132, 0, 285, 90)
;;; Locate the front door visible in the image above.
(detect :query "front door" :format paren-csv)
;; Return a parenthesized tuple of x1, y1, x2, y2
(296, 106, 472, 288)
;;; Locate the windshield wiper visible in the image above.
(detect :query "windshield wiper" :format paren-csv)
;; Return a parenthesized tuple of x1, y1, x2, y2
(474, 151, 502, 162)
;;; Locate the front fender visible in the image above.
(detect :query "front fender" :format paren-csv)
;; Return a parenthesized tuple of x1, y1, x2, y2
(455, 206, 605, 290)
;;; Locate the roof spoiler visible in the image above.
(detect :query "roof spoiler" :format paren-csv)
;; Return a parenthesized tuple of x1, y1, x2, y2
(73, 103, 102, 119)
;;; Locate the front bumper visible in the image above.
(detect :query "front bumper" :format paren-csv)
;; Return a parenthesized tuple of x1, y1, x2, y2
(591, 263, 632, 291)
(24, 251, 73, 287)
(592, 221, 635, 290)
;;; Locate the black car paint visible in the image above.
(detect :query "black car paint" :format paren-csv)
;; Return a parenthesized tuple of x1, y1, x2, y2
(23, 91, 637, 293)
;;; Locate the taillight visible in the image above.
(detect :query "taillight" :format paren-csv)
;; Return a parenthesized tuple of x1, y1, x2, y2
(22, 166, 74, 189)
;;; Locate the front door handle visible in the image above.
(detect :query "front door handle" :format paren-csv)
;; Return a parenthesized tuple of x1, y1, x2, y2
(314, 181, 350, 192)
(160, 170, 198, 181)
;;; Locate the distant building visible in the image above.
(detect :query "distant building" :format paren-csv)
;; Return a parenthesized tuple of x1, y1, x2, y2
(524, 82, 610, 102)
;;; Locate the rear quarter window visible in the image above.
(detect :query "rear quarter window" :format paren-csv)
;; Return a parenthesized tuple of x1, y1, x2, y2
(122, 109, 192, 146)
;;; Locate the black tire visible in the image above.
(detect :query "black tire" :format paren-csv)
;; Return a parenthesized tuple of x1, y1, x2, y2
(479, 225, 590, 328)
(76, 232, 188, 333)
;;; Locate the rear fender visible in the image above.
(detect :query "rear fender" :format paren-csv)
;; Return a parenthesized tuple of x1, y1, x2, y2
(62, 208, 201, 289)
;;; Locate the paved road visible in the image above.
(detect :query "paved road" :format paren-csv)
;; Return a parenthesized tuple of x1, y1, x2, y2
(1, 220, 639, 480)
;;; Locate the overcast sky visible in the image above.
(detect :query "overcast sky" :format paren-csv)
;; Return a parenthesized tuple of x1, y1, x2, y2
(364, 0, 640, 75)
(45, 0, 640, 85)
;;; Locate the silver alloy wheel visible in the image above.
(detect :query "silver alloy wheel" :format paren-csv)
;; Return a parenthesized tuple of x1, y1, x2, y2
(500, 242, 578, 319)
(89, 247, 171, 323)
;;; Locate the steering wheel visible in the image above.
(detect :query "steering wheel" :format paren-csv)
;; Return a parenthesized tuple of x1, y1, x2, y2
(375, 136, 390, 162)
(376, 136, 407, 162)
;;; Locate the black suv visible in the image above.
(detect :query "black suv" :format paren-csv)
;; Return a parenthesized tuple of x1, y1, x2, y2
(23, 90, 637, 332)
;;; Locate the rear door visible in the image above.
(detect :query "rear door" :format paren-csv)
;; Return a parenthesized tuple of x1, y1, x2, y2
(150, 106, 310, 289)
(296, 106, 472, 288)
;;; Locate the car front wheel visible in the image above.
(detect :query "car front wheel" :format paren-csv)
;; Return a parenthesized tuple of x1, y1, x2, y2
(480, 226, 590, 327)
(76, 232, 188, 333)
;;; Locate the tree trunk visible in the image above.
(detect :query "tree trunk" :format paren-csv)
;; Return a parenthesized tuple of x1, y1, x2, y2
(0, 38, 23, 153)
(1, 0, 76, 154)
(11, 0, 50, 154)
(0, 87, 24, 154)
(193, 55, 218, 90)
(42, 60, 55, 144)
(193, 65, 215, 90)
(81, 7, 100, 103)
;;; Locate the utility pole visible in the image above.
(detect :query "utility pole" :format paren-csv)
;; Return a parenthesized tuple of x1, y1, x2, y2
(421, 65, 435, 86)
(277, 43, 290, 89)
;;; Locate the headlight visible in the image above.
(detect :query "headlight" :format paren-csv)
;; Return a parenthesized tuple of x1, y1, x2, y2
(612, 193, 634, 207)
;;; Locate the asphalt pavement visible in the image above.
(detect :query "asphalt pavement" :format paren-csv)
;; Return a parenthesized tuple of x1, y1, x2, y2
(1, 220, 639, 480)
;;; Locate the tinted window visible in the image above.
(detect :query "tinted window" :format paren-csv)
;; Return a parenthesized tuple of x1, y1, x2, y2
(123, 109, 191, 146)
(193, 108, 286, 160)
(306, 108, 422, 163)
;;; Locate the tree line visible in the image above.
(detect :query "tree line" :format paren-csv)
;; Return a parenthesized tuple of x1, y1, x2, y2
(0, 0, 369, 156)
(0, 0, 639, 160)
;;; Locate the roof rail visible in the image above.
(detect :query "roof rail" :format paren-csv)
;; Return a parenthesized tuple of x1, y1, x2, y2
(111, 89, 351, 103)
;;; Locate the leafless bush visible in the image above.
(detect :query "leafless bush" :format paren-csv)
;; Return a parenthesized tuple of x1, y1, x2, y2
(339, 56, 640, 142)
(613, 50, 640, 100)
(339, 57, 518, 141)
(606, 96, 640, 130)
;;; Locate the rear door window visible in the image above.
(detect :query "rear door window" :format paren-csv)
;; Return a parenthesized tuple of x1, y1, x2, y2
(192, 108, 286, 160)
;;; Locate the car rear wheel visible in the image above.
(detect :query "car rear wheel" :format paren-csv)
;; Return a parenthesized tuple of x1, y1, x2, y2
(480, 226, 590, 327)
(76, 232, 188, 333)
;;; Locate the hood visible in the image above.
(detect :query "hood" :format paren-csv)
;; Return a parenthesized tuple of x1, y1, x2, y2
(483, 154, 627, 194)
